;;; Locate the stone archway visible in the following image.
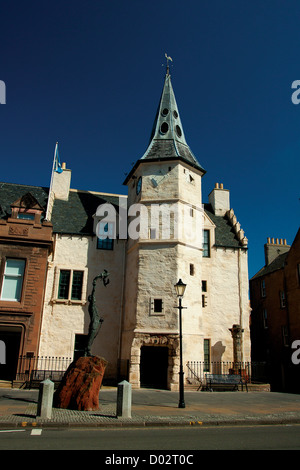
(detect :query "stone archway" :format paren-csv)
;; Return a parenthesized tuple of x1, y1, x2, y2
(129, 333, 179, 390)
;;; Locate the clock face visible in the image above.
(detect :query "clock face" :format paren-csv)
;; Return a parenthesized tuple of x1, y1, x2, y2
(136, 176, 142, 195)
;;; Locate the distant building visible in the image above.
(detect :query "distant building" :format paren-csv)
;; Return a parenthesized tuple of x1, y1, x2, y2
(250, 231, 300, 392)
(0, 66, 251, 387)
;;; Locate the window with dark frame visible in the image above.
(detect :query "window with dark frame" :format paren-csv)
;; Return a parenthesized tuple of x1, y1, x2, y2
(58, 269, 84, 301)
(204, 339, 211, 372)
(261, 279, 266, 298)
(263, 309, 268, 328)
(280, 290, 286, 308)
(58, 270, 71, 299)
(203, 230, 210, 258)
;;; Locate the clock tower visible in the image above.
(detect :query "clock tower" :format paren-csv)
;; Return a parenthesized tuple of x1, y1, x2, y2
(121, 64, 206, 390)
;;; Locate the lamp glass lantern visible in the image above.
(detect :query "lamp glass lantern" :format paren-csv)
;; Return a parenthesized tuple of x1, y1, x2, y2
(174, 279, 186, 298)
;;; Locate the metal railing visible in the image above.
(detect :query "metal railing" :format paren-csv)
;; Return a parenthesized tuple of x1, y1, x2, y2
(16, 355, 73, 384)
(186, 361, 268, 385)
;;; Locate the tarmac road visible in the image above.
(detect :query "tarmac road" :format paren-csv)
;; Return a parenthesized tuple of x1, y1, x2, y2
(1, 424, 300, 450)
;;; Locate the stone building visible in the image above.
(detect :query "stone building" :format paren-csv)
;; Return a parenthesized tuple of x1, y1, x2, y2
(0, 185, 53, 380)
(120, 67, 250, 389)
(0, 67, 251, 387)
(250, 230, 300, 392)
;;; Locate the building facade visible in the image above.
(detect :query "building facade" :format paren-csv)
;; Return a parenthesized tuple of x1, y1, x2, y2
(0, 186, 52, 380)
(0, 67, 251, 387)
(250, 231, 300, 392)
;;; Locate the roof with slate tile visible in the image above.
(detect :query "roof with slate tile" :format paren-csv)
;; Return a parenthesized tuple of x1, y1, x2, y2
(0, 182, 245, 247)
(0, 182, 48, 219)
(0, 182, 124, 236)
(51, 190, 122, 235)
(251, 251, 289, 280)
(204, 203, 243, 249)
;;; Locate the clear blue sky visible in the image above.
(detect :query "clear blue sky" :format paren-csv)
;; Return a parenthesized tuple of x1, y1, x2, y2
(0, 0, 299, 279)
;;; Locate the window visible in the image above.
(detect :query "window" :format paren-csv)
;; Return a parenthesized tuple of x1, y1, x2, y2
(97, 222, 114, 250)
(150, 297, 164, 315)
(190, 264, 195, 276)
(149, 228, 157, 239)
(74, 334, 88, 361)
(280, 291, 286, 308)
(260, 279, 266, 298)
(204, 339, 211, 372)
(58, 269, 84, 301)
(263, 309, 268, 328)
(17, 213, 35, 220)
(203, 230, 210, 258)
(282, 326, 289, 347)
(1, 258, 25, 301)
(202, 280, 207, 307)
(154, 299, 163, 313)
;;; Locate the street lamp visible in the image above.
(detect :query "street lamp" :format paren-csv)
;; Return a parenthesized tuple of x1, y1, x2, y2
(174, 279, 187, 408)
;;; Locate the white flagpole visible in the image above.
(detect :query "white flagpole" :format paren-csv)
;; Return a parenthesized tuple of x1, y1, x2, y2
(45, 142, 58, 221)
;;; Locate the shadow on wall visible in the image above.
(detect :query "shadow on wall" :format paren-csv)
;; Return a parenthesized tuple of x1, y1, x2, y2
(211, 341, 226, 362)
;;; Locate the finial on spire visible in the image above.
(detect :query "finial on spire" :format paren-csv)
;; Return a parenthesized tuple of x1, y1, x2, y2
(165, 53, 173, 75)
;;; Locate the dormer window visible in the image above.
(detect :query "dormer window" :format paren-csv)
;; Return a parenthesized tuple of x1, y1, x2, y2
(17, 213, 35, 220)
(10, 192, 44, 224)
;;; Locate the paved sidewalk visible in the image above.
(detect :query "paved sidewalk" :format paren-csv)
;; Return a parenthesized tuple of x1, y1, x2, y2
(1, 387, 300, 428)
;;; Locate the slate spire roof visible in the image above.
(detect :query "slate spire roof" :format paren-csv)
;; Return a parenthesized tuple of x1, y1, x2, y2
(124, 66, 205, 184)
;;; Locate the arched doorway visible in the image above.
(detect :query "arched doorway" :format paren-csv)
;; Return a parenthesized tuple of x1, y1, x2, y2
(140, 345, 168, 389)
(0, 325, 22, 380)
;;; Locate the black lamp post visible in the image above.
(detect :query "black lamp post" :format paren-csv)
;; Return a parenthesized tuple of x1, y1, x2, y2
(174, 279, 187, 408)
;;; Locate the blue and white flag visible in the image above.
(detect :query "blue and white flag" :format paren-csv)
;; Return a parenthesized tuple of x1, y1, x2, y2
(54, 142, 63, 173)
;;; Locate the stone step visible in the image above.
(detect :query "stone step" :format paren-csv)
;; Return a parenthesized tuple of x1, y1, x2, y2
(0, 380, 12, 389)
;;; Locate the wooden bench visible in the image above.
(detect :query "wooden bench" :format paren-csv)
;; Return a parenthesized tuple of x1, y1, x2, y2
(205, 374, 248, 392)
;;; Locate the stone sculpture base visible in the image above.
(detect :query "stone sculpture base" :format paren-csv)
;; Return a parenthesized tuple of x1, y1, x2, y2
(53, 356, 108, 411)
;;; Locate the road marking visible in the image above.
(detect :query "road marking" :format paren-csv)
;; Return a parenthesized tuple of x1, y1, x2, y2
(0, 429, 26, 433)
(31, 428, 42, 436)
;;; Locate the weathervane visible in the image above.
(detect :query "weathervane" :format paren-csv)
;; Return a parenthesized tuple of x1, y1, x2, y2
(164, 53, 173, 75)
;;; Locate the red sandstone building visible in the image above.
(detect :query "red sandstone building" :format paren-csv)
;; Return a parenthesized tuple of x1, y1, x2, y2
(250, 229, 300, 392)
(0, 185, 52, 380)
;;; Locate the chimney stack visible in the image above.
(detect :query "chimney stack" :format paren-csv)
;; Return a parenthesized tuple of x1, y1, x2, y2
(264, 237, 290, 266)
(208, 183, 230, 216)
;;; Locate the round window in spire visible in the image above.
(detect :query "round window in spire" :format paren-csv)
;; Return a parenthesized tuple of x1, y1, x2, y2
(173, 110, 178, 119)
(161, 108, 169, 117)
(160, 122, 169, 134)
(176, 125, 182, 137)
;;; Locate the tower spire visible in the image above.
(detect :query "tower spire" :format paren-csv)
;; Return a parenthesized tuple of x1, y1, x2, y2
(123, 57, 205, 185)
